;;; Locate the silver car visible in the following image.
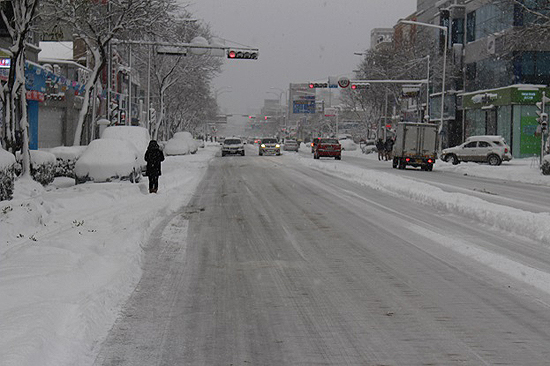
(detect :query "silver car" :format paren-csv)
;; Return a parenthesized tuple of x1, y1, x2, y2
(283, 139, 299, 152)
(441, 135, 512, 166)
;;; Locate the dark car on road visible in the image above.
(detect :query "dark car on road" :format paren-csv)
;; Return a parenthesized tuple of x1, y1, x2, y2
(314, 138, 341, 160)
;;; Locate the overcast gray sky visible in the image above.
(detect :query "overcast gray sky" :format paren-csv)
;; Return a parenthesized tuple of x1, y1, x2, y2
(187, 0, 417, 115)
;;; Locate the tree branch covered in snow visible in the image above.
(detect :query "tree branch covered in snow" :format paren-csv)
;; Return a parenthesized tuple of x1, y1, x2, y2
(0, 0, 40, 179)
(41, 0, 177, 145)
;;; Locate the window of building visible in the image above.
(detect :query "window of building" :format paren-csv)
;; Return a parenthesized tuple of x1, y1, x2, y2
(452, 18, 464, 45)
(466, 11, 476, 42)
(518, 51, 550, 85)
(467, 3, 513, 42)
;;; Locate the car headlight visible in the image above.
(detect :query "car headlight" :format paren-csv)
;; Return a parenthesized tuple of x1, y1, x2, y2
(261, 144, 266, 148)
(276, 144, 280, 148)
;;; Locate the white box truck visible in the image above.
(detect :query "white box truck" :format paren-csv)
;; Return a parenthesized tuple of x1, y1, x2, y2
(392, 122, 438, 171)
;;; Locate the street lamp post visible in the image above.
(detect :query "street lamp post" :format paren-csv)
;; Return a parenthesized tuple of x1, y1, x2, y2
(399, 19, 447, 151)
(270, 87, 288, 132)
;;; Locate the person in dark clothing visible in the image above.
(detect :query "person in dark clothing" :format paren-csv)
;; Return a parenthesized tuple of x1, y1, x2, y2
(144, 140, 164, 193)
(376, 138, 385, 161)
(384, 137, 395, 161)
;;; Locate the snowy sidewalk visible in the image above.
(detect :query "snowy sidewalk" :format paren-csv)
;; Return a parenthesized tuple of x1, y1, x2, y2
(0, 146, 217, 366)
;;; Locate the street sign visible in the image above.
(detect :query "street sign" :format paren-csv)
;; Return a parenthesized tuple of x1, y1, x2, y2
(338, 77, 350, 88)
(293, 96, 316, 113)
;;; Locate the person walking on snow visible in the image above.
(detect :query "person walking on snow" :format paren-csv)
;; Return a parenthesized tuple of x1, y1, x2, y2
(144, 140, 164, 193)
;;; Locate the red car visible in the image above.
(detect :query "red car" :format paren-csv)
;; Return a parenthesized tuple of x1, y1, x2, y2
(313, 138, 341, 160)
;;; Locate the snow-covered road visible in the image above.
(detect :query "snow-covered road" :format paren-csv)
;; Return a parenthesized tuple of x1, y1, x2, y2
(2, 143, 550, 365)
(95, 146, 550, 365)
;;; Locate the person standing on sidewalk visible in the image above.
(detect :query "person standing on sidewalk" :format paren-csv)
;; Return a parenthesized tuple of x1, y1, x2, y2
(144, 140, 164, 193)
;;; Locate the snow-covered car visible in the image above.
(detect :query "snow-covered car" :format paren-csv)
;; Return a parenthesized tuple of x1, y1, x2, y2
(441, 135, 512, 166)
(221, 137, 245, 156)
(283, 139, 299, 152)
(173, 132, 199, 154)
(259, 138, 281, 156)
(163, 137, 192, 156)
(74, 139, 142, 184)
(339, 138, 358, 151)
(101, 126, 150, 170)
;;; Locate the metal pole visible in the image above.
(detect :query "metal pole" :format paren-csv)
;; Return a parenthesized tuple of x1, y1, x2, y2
(426, 55, 430, 121)
(439, 28, 447, 151)
(128, 44, 131, 126)
(147, 45, 151, 131)
(542, 91, 546, 165)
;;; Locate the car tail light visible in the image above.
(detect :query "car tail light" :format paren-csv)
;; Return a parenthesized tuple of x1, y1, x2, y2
(505, 148, 508, 153)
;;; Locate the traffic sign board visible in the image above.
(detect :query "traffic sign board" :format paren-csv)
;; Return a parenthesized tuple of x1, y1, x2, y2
(338, 77, 350, 88)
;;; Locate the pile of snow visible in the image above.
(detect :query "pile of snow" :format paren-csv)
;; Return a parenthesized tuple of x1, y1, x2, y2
(339, 139, 358, 151)
(17, 150, 56, 165)
(74, 139, 140, 182)
(45, 146, 87, 162)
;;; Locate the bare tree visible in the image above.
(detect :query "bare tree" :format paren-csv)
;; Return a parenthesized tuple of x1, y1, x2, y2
(138, 14, 221, 140)
(0, 0, 39, 177)
(43, 0, 175, 145)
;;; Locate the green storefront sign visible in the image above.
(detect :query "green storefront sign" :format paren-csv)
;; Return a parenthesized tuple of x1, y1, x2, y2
(520, 116, 541, 155)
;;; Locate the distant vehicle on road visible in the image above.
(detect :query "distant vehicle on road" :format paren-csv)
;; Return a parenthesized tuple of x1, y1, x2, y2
(314, 138, 341, 160)
(222, 137, 245, 156)
(259, 138, 281, 156)
(441, 135, 512, 166)
(283, 139, 299, 152)
(392, 122, 438, 171)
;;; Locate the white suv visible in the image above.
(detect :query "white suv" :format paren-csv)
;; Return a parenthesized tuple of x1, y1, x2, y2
(441, 135, 512, 166)
(221, 137, 245, 156)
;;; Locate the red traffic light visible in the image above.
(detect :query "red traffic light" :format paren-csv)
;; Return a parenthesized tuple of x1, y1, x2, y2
(227, 49, 258, 60)
(351, 84, 369, 90)
(309, 83, 315, 89)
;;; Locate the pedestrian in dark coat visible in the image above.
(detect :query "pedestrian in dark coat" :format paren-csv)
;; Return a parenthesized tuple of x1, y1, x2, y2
(144, 140, 164, 193)
(376, 138, 385, 161)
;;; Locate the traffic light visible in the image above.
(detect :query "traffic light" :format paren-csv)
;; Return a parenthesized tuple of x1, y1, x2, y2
(541, 113, 548, 130)
(351, 83, 370, 90)
(309, 82, 328, 89)
(227, 49, 258, 60)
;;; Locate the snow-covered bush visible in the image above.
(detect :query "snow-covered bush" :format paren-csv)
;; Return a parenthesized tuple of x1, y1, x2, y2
(15, 150, 56, 186)
(0, 147, 16, 201)
(46, 146, 87, 178)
